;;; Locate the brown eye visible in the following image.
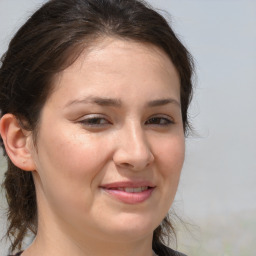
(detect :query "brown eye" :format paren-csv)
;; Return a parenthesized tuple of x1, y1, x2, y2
(145, 117, 173, 126)
(79, 115, 111, 127)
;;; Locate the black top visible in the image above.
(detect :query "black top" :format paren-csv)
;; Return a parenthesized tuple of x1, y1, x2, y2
(11, 253, 22, 256)
(154, 242, 187, 256)
(11, 244, 187, 256)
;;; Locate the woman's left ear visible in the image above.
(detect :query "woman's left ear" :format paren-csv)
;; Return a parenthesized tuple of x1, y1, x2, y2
(0, 114, 36, 171)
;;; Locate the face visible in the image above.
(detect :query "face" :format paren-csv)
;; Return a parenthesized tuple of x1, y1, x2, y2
(30, 38, 185, 244)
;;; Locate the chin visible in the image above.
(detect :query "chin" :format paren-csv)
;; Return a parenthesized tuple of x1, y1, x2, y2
(100, 214, 159, 242)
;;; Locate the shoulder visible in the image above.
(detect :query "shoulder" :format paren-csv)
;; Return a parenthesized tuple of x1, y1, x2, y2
(154, 242, 187, 256)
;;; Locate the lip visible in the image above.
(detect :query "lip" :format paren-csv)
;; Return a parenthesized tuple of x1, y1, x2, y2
(100, 181, 156, 204)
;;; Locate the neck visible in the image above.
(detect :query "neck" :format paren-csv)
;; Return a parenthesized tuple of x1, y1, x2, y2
(23, 234, 154, 256)
(22, 215, 154, 256)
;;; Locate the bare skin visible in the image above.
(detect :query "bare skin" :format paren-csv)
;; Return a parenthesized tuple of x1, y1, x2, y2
(0, 38, 184, 256)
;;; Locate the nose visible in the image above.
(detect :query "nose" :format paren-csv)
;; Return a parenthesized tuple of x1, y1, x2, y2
(113, 123, 154, 171)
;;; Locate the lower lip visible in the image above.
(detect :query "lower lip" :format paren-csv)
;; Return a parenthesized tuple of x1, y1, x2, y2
(101, 188, 155, 204)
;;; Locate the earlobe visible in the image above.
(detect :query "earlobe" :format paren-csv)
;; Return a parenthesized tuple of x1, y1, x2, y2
(0, 114, 36, 171)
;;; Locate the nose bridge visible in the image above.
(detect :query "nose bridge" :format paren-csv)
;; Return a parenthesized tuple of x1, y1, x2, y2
(126, 120, 146, 152)
(113, 119, 154, 170)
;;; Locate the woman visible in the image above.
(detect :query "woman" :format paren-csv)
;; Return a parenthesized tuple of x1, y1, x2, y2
(0, 0, 194, 255)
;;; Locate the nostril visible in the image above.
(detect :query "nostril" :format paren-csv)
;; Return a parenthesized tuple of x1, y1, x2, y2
(118, 162, 135, 168)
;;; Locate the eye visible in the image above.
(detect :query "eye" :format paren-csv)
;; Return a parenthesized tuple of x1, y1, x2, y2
(145, 116, 174, 126)
(78, 115, 111, 127)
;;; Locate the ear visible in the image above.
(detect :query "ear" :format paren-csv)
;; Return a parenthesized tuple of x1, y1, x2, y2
(0, 114, 36, 171)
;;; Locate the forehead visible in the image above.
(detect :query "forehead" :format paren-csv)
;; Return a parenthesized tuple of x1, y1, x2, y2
(48, 38, 180, 106)
(60, 37, 177, 76)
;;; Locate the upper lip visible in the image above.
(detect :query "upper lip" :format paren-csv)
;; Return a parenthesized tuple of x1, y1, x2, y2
(100, 181, 155, 189)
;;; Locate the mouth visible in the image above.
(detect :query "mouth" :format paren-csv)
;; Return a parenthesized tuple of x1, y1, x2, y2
(100, 182, 155, 204)
(108, 186, 151, 193)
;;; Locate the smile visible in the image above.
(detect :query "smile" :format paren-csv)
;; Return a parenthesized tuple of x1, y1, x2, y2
(100, 182, 155, 204)
(111, 186, 149, 193)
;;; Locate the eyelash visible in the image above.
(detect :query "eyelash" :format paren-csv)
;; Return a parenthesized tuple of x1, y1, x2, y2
(78, 115, 174, 128)
(145, 116, 174, 126)
(78, 115, 111, 127)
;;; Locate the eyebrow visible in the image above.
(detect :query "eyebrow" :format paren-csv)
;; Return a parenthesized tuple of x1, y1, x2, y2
(147, 98, 180, 108)
(65, 96, 180, 108)
(65, 96, 122, 108)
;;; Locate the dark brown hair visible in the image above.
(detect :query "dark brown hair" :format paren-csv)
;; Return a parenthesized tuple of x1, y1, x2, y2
(0, 0, 194, 253)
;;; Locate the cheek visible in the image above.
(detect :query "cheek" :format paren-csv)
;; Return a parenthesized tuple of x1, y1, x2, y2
(149, 134, 185, 217)
(33, 128, 112, 216)
(33, 126, 112, 204)
(157, 134, 185, 171)
(38, 128, 105, 175)
(154, 134, 185, 195)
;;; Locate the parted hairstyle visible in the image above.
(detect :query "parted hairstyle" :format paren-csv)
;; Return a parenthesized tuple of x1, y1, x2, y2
(0, 0, 194, 253)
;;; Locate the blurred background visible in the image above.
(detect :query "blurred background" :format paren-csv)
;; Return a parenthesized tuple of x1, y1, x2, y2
(0, 0, 255, 255)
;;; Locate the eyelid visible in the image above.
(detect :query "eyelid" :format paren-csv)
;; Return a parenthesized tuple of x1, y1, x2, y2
(77, 114, 112, 127)
(76, 113, 175, 128)
(145, 114, 175, 125)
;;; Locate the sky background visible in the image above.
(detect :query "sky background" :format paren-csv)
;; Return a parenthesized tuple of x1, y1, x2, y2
(0, 0, 255, 255)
